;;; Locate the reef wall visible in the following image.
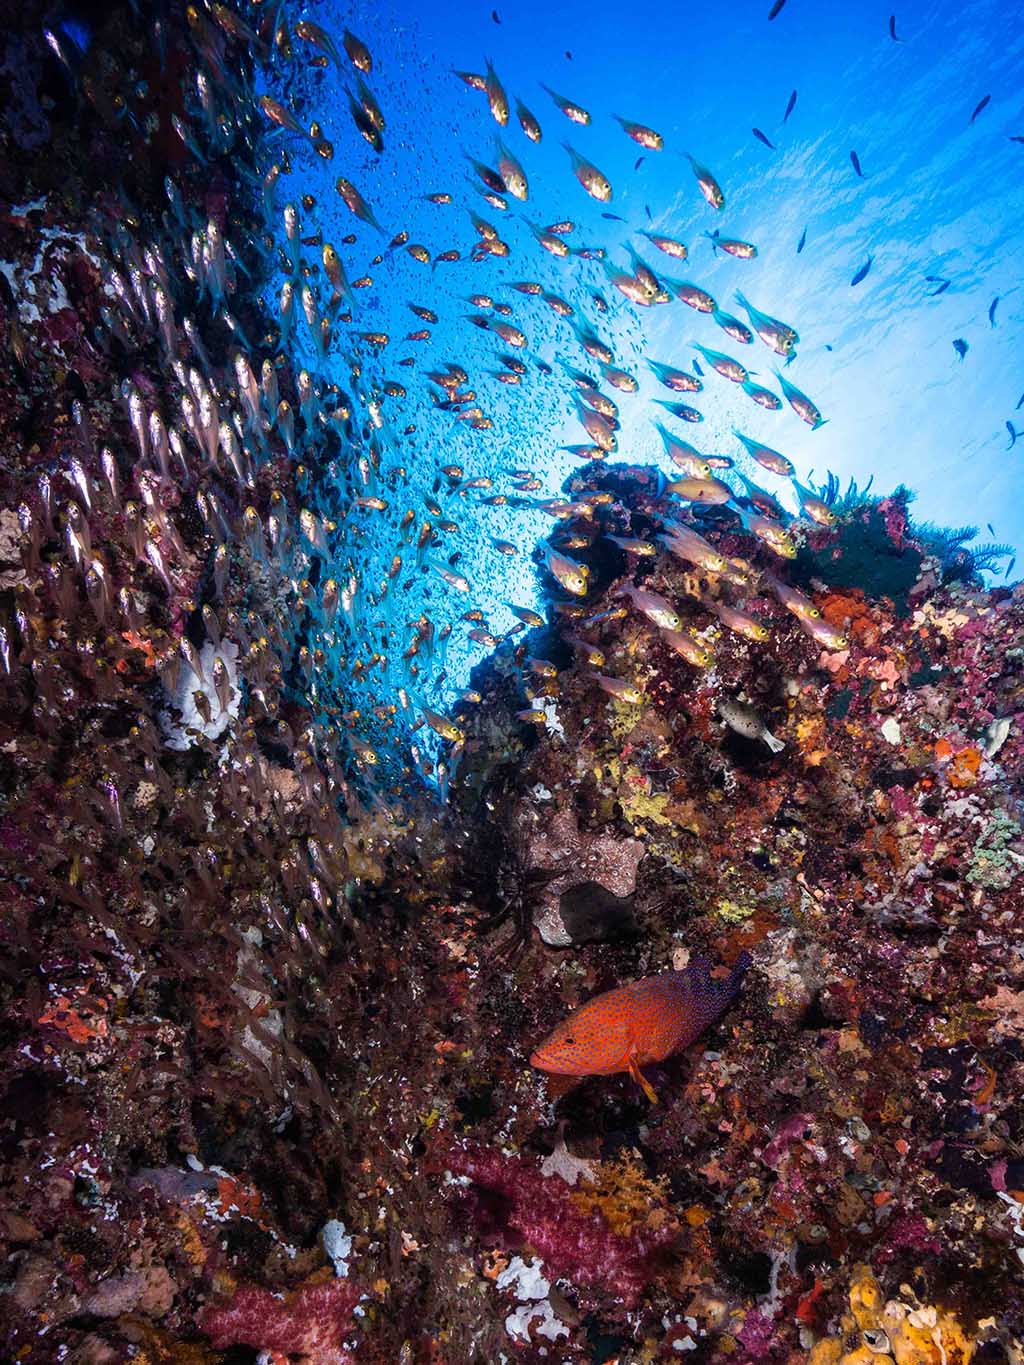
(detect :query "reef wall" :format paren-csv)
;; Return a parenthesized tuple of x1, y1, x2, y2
(0, 3, 1023, 1363)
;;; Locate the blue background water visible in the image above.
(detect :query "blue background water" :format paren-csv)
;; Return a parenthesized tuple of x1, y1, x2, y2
(265, 0, 1024, 721)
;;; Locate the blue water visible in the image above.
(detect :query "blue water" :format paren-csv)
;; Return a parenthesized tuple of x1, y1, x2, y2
(261, 0, 1024, 756)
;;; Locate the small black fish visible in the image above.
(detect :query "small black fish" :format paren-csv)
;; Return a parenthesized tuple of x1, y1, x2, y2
(768, 0, 788, 17)
(889, 14, 903, 40)
(797, 225, 807, 253)
(1006, 557, 1016, 579)
(565, 50, 572, 59)
(988, 524, 996, 536)
(971, 94, 991, 123)
(989, 297, 999, 326)
(601, 212, 626, 221)
(783, 89, 797, 121)
(1008, 423, 1020, 449)
(492, 8, 500, 21)
(850, 150, 864, 177)
(1011, 136, 1024, 144)
(645, 204, 652, 220)
(851, 257, 872, 286)
(753, 127, 775, 149)
(1018, 392, 1024, 410)
(693, 359, 705, 376)
(634, 156, 645, 171)
(953, 337, 968, 361)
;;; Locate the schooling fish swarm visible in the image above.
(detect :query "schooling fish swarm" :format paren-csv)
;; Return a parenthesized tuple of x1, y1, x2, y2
(222, 0, 848, 792)
(0, 1, 1023, 1363)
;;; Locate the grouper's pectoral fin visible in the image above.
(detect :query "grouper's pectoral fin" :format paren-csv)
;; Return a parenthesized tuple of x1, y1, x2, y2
(628, 1053, 659, 1105)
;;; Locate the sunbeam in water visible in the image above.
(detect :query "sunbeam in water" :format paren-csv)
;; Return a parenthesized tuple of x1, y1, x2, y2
(253, 0, 1023, 783)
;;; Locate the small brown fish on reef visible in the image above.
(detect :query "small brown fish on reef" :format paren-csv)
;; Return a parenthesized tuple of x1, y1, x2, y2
(687, 154, 725, 209)
(589, 673, 643, 704)
(541, 82, 590, 125)
(667, 475, 732, 505)
(640, 230, 688, 260)
(294, 20, 342, 70)
(485, 58, 509, 125)
(614, 114, 663, 149)
(531, 954, 751, 1102)
(343, 28, 373, 72)
(336, 177, 384, 234)
(516, 98, 542, 142)
(564, 143, 612, 200)
(258, 94, 307, 138)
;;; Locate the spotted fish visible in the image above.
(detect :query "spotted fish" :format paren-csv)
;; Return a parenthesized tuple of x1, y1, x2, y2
(530, 952, 751, 1101)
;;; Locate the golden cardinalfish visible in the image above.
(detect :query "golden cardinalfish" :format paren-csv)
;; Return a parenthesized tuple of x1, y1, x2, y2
(530, 953, 751, 1102)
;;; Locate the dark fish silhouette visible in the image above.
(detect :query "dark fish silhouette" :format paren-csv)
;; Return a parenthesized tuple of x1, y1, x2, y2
(634, 156, 645, 171)
(850, 150, 864, 177)
(989, 296, 1000, 326)
(693, 358, 705, 376)
(851, 257, 872, 286)
(492, 8, 500, 21)
(768, 0, 789, 17)
(797, 226, 807, 253)
(601, 212, 626, 221)
(645, 204, 652, 220)
(988, 524, 996, 536)
(953, 338, 968, 361)
(927, 277, 951, 296)
(1018, 392, 1024, 410)
(1006, 558, 1016, 579)
(889, 14, 903, 40)
(971, 94, 991, 123)
(1011, 136, 1024, 144)
(1007, 424, 1019, 450)
(753, 127, 775, 149)
(783, 89, 797, 121)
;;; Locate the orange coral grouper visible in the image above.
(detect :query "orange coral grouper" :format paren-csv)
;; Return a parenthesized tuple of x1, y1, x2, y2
(530, 952, 751, 1103)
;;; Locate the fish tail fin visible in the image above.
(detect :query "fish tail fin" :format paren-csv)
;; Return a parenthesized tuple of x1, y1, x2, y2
(764, 732, 786, 754)
(734, 289, 750, 311)
(726, 950, 753, 995)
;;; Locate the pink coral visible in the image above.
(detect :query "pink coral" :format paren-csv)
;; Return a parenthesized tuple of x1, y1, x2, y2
(443, 1142, 678, 1304)
(200, 1279, 361, 1363)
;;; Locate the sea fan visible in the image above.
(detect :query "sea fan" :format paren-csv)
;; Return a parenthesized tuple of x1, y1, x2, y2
(913, 520, 1013, 582)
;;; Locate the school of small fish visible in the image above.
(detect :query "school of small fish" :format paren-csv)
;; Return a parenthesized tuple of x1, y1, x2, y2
(70, 3, 1012, 794)
(159, 4, 891, 789)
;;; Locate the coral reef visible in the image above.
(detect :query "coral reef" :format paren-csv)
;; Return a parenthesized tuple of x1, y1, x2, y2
(0, 0, 1022, 1362)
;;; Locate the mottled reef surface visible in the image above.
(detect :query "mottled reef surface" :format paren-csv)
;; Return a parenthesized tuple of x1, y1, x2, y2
(1, 3, 1024, 1364)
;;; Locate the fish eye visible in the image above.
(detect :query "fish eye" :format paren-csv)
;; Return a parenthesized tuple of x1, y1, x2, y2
(809, 607, 821, 619)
